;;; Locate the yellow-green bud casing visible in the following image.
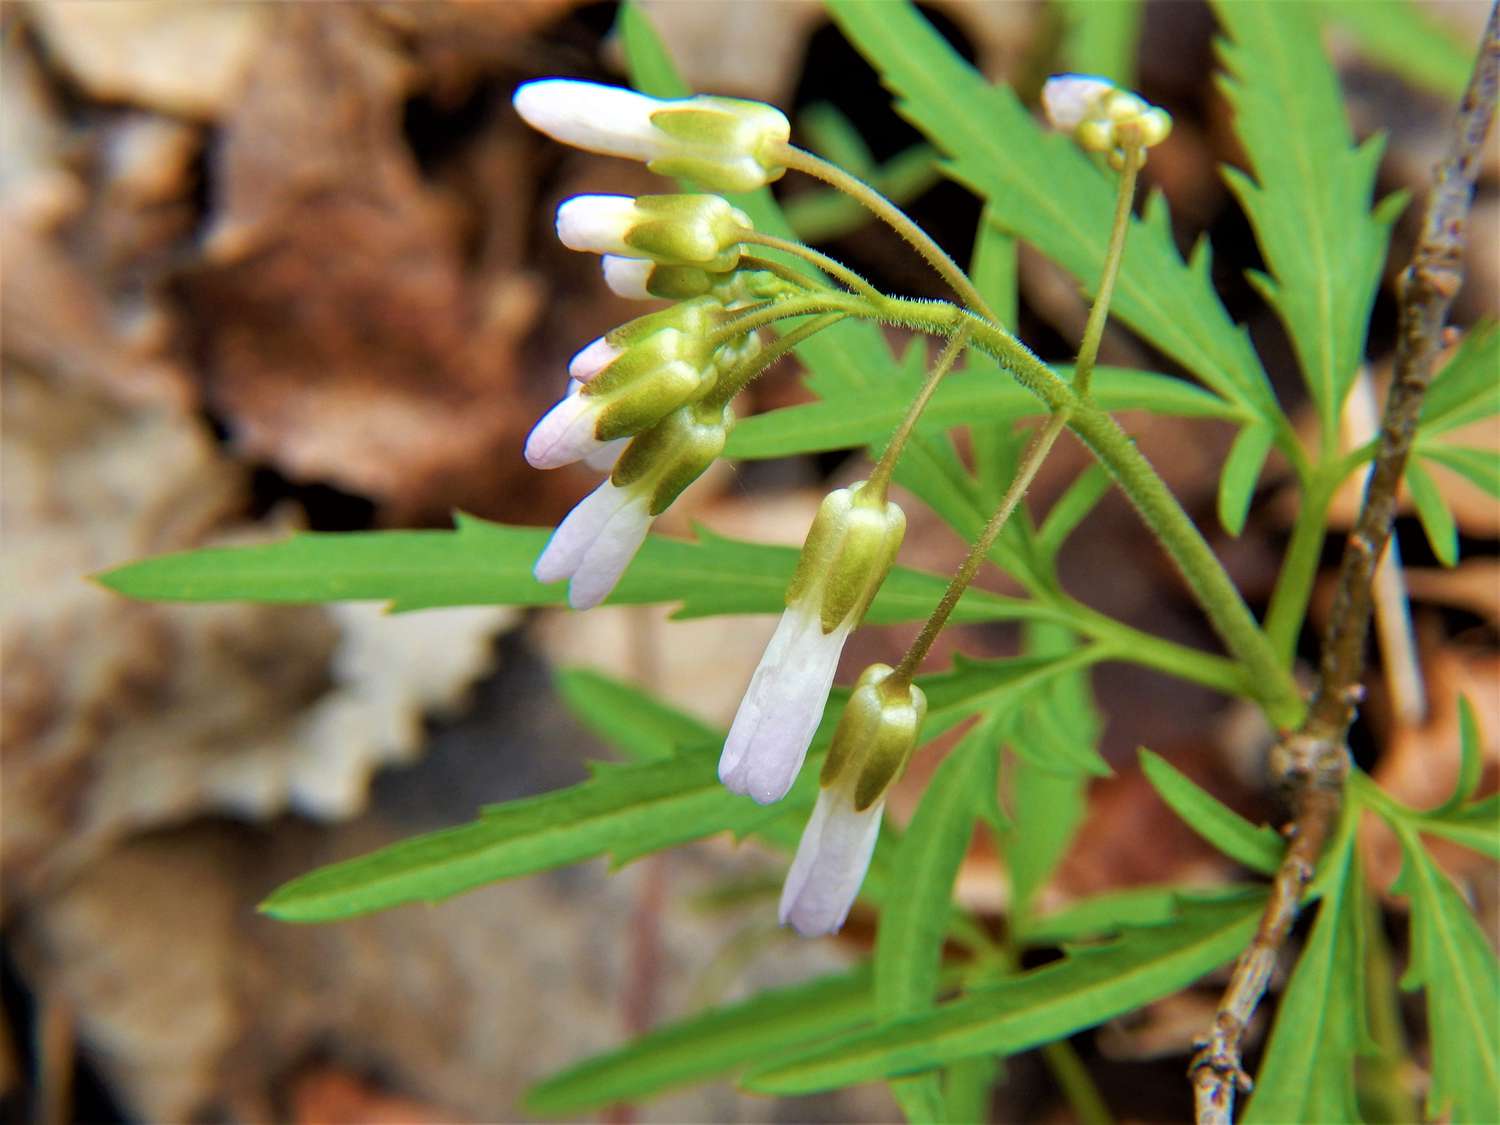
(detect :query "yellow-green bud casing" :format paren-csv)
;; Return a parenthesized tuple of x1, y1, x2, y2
(646, 99, 790, 194)
(821, 664, 927, 809)
(621, 195, 750, 273)
(785, 482, 906, 634)
(611, 401, 733, 515)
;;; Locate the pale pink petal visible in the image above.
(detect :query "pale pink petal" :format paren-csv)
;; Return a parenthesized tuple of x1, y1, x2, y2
(524, 392, 608, 469)
(779, 787, 885, 937)
(602, 255, 655, 300)
(568, 337, 622, 383)
(513, 80, 661, 162)
(1041, 74, 1115, 132)
(583, 438, 630, 473)
(720, 607, 851, 804)
(534, 479, 631, 585)
(565, 486, 653, 609)
(556, 195, 638, 256)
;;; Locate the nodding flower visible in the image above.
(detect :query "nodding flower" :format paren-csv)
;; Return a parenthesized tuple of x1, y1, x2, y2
(719, 481, 906, 805)
(557, 194, 751, 273)
(779, 663, 926, 937)
(513, 79, 790, 193)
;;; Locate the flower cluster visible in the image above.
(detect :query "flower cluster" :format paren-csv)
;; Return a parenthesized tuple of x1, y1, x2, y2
(515, 79, 926, 937)
(1041, 73, 1172, 168)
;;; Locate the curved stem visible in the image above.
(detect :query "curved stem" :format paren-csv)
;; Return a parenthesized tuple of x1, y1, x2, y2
(736, 254, 826, 293)
(869, 295, 1304, 727)
(1073, 148, 1141, 398)
(865, 325, 971, 502)
(737, 230, 886, 303)
(1263, 467, 1339, 665)
(708, 295, 867, 347)
(771, 142, 999, 322)
(894, 412, 1071, 683)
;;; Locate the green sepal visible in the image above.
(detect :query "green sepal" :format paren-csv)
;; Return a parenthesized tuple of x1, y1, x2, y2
(611, 401, 733, 515)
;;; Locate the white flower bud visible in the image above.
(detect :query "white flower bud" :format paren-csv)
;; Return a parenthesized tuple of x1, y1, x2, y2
(778, 782, 885, 937)
(514, 79, 790, 193)
(558, 194, 750, 271)
(1042, 74, 1115, 133)
(1041, 74, 1173, 165)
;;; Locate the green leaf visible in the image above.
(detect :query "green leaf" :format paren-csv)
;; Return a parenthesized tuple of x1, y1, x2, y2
(525, 967, 878, 1114)
(99, 516, 1035, 626)
(827, 0, 1279, 422)
(1217, 422, 1275, 537)
(1421, 320, 1500, 436)
(1322, 0, 1473, 100)
(555, 667, 718, 763)
(1243, 822, 1364, 1123)
(1036, 463, 1113, 561)
(919, 649, 1104, 743)
(1055, 0, 1143, 86)
(743, 891, 1265, 1094)
(1139, 748, 1283, 875)
(1416, 442, 1500, 498)
(876, 737, 993, 1022)
(261, 746, 799, 922)
(941, 1056, 998, 1125)
(727, 366, 1237, 460)
(1213, 0, 1402, 441)
(1406, 459, 1460, 567)
(971, 206, 1019, 333)
(1390, 823, 1500, 1123)
(890, 1075, 948, 1124)
(618, 1, 689, 98)
(1415, 797, 1500, 862)
(1439, 697, 1484, 816)
(1019, 883, 1249, 945)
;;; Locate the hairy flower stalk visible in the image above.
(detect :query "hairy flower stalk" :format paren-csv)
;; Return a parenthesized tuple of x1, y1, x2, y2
(780, 663, 926, 936)
(720, 481, 906, 804)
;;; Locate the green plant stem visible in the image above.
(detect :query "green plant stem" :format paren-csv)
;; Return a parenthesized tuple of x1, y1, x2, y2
(894, 412, 1071, 683)
(1062, 601, 1250, 698)
(1073, 147, 1142, 398)
(1262, 466, 1340, 665)
(865, 325, 972, 502)
(737, 230, 886, 303)
(1042, 1041, 1114, 1125)
(858, 293, 1303, 726)
(708, 295, 859, 347)
(735, 254, 825, 293)
(771, 142, 999, 322)
(706, 313, 847, 405)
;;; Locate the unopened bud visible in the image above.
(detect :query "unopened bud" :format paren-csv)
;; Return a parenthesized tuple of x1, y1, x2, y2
(1042, 74, 1172, 168)
(514, 79, 789, 193)
(785, 481, 906, 634)
(610, 399, 733, 515)
(821, 664, 926, 808)
(558, 194, 751, 272)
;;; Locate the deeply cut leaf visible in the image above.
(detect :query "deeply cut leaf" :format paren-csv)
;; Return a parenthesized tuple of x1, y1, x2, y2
(1139, 748, 1283, 874)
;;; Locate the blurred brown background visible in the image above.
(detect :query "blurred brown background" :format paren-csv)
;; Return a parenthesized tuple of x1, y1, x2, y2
(1, 2, 1494, 1122)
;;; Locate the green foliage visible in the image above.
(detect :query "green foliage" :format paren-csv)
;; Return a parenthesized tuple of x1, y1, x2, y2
(744, 891, 1266, 1094)
(1054, 0, 1143, 86)
(827, 0, 1282, 429)
(1323, 0, 1474, 100)
(1139, 748, 1284, 875)
(99, 515, 1033, 626)
(262, 745, 811, 923)
(1213, 1, 1404, 448)
(1217, 422, 1275, 537)
(554, 667, 717, 762)
(524, 966, 881, 1114)
(1405, 459, 1460, 566)
(1389, 822, 1500, 1123)
(1243, 817, 1365, 1123)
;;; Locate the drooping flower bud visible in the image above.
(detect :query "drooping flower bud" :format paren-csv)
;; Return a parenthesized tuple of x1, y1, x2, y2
(513, 79, 790, 193)
(779, 663, 925, 937)
(1041, 74, 1172, 168)
(720, 481, 906, 804)
(558, 194, 751, 272)
(534, 400, 733, 609)
(602, 256, 719, 301)
(525, 298, 723, 470)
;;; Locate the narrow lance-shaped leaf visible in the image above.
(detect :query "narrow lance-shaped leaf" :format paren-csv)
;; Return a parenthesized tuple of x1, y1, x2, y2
(826, 0, 1279, 422)
(1389, 822, 1500, 1123)
(1217, 422, 1275, 537)
(1436, 696, 1484, 815)
(98, 516, 1038, 626)
(261, 746, 809, 923)
(1243, 820, 1365, 1123)
(743, 892, 1266, 1094)
(1139, 748, 1283, 875)
(524, 967, 880, 1115)
(1416, 442, 1500, 498)
(555, 667, 718, 763)
(1212, 0, 1403, 443)
(1406, 459, 1460, 567)
(1420, 320, 1499, 436)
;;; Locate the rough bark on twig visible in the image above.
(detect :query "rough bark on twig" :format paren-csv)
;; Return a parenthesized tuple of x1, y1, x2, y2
(1189, 7, 1500, 1122)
